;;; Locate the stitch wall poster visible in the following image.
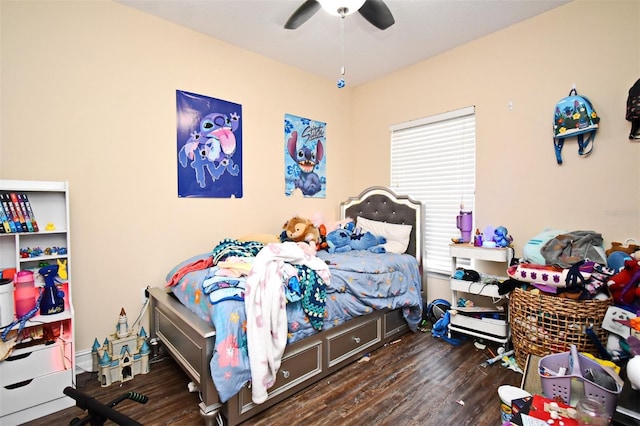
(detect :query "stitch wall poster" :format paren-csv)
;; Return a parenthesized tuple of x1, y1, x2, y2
(176, 90, 243, 198)
(284, 113, 326, 198)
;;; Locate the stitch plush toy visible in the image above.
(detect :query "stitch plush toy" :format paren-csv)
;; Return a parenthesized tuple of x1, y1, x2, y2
(325, 227, 353, 254)
(282, 216, 320, 245)
(350, 228, 386, 253)
(325, 223, 386, 254)
(493, 226, 513, 248)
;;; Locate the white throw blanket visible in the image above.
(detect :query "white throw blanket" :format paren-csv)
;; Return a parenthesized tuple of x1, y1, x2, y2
(245, 242, 330, 404)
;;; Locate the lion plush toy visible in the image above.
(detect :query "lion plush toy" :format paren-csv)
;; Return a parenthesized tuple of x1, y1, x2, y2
(282, 216, 320, 245)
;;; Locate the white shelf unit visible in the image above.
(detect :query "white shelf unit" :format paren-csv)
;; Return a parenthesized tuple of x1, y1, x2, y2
(448, 243, 511, 346)
(0, 180, 75, 424)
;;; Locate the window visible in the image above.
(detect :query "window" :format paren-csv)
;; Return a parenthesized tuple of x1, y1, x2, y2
(390, 106, 476, 275)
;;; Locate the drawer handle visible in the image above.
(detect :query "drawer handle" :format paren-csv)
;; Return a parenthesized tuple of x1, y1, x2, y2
(353, 336, 361, 344)
(6, 352, 31, 362)
(5, 379, 33, 390)
(281, 370, 290, 379)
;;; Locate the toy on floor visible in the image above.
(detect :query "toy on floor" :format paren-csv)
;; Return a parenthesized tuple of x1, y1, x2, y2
(501, 354, 523, 373)
(91, 309, 151, 387)
(431, 310, 462, 346)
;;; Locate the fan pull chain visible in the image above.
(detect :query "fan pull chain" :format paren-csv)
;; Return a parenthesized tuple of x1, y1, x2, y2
(337, 10, 346, 89)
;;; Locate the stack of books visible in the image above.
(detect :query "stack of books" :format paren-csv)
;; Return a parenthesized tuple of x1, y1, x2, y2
(0, 192, 39, 233)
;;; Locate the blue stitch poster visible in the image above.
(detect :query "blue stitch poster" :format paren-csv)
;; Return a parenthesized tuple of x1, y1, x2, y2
(176, 90, 242, 198)
(284, 113, 326, 198)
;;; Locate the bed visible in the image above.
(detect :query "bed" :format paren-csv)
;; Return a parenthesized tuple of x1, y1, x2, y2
(148, 186, 425, 425)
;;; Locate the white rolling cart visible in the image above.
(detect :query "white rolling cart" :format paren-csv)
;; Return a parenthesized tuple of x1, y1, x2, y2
(448, 243, 512, 347)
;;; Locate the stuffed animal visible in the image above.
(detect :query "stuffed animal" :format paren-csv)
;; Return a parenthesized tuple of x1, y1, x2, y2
(325, 223, 386, 254)
(493, 226, 513, 248)
(606, 239, 640, 257)
(282, 216, 320, 244)
(316, 224, 329, 251)
(607, 259, 640, 305)
(350, 229, 386, 253)
(325, 227, 353, 254)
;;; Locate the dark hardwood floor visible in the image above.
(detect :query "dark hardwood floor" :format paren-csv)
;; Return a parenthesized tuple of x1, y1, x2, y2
(23, 331, 522, 426)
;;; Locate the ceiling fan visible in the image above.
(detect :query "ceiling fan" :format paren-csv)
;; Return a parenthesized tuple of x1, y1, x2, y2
(284, 0, 395, 30)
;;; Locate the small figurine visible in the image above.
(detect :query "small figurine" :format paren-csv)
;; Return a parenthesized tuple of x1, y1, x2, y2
(57, 259, 68, 280)
(494, 226, 513, 248)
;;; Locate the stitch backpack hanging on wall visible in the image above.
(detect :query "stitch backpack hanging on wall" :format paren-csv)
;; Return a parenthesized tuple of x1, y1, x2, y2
(552, 87, 600, 164)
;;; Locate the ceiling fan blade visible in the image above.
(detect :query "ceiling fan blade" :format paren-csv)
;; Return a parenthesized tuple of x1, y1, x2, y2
(285, 0, 322, 30)
(358, 0, 395, 30)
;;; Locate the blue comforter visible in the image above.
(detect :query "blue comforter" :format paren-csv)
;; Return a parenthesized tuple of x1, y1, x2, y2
(168, 249, 422, 403)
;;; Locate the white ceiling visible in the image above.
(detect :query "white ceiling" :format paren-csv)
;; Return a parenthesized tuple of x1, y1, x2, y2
(117, 0, 570, 87)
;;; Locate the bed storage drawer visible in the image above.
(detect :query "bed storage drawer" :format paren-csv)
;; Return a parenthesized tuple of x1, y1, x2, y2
(326, 316, 381, 367)
(237, 340, 322, 414)
(383, 308, 409, 339)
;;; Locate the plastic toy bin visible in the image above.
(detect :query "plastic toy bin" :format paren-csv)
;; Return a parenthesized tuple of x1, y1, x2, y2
(538, 345, 622, 416)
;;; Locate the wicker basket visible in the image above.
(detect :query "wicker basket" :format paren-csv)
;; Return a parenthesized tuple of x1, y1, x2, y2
(509, 287, 612, 368)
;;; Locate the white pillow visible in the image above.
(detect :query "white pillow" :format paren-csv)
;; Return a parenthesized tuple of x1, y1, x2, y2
(356, 216, 412, 254)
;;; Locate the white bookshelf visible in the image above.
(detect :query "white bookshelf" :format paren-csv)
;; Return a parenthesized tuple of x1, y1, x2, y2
(0, 180, 75, 424)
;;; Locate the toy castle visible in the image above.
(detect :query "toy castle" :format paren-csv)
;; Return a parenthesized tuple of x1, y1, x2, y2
(91, 308, 151, 387)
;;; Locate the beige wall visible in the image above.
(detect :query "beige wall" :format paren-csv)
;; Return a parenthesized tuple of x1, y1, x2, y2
(1, 0, 639, 353)
(352, 0, 640, 301)
(1, 1, 357, 351)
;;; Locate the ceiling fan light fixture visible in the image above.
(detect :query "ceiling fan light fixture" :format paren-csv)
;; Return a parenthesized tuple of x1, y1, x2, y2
(318, 0, 366, 17)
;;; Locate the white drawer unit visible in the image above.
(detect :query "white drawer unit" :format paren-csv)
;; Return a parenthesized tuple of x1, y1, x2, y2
(0, 370, 74, 419)
(448, 243, 512, 345)
(0, 340, 72, 385)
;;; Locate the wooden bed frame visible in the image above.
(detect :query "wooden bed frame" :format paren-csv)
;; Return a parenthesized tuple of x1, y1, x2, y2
(148, 186, 424, 425)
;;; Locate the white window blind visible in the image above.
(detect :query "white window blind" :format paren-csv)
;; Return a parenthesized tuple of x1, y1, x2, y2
(390, 106, 476, 275)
